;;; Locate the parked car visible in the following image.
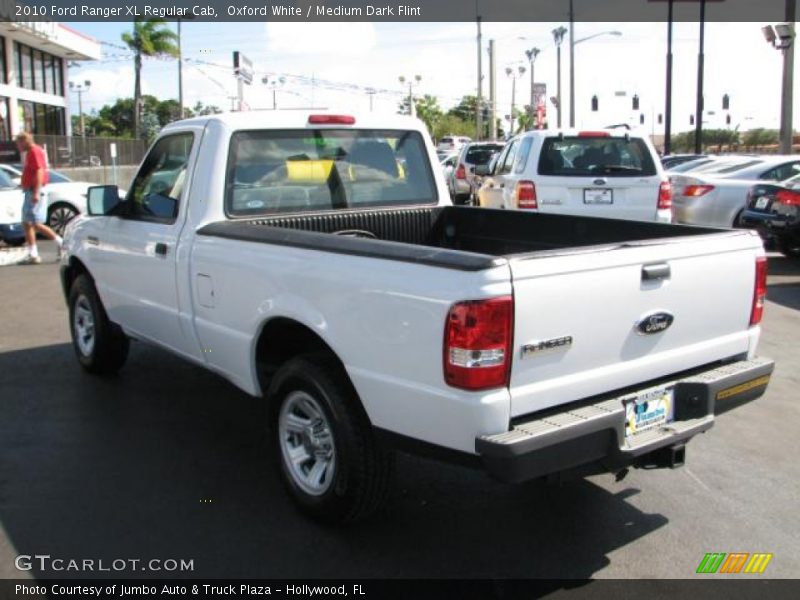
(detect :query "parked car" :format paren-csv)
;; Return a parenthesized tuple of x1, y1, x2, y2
(661, 154, 708, 170)
(449, 141, 504, 205)
(61, 111, 773, 522)
(0, 164, 91, 236)
(436, 135, 471, 154)
(0, 169, 24, 246)
(476, 129, 672, 222)
(742, 173, 800, 257)
(671, 156, 800, 228)
(665, 156, 726, 175)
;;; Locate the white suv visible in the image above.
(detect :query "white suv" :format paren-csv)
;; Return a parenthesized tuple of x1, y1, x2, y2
(476, 129, 672, 223)
(436, 135, 471, 154)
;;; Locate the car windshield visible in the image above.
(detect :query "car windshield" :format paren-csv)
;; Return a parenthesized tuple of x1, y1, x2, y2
(538, 136, 657, 177)
(465, 144, 504, 165)
(226, 129, 437, 216)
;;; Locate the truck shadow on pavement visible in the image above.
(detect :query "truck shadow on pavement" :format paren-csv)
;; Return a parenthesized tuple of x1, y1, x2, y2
(766, 255, 800, 311)
(0, 342, 667, 580)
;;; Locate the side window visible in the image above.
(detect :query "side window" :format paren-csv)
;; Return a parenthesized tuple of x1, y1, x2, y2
(760, 162, 800, 182)
(513, 137, 533, 174)
(498, 139, 519, 175)
(126, 133, 194, 222)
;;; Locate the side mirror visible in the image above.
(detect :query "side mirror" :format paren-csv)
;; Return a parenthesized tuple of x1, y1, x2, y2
(87, 185, 122, 216)
(474, 164, 491, 177)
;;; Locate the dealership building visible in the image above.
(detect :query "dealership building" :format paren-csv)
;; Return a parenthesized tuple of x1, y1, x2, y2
(0, 21, 100, 142)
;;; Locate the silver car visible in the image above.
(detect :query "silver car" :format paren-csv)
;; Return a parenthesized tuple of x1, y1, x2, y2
(672, 155, 800, 228)
(449, 142, 504, 205)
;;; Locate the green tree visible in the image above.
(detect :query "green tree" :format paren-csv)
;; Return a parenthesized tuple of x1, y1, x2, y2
(398, 94, 443, 135)
(448, 95, 478, 122)
(191, 101, 222, 116)
(121, 18, 179, 139)
(743, 128, 779, 149)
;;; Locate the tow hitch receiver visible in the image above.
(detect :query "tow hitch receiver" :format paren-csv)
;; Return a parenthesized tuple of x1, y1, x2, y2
(639, 444, 686, 469)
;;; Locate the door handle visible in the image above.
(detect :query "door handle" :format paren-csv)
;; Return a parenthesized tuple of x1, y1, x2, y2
(87, 236, 99, 246)
(155, 243, 169, 257)
(642, 263, 671, 281)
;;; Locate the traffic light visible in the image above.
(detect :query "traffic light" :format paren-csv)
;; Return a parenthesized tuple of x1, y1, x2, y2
(632, 94, 640, 111)
(690, 114, 695, 125)
(722, 94, 730, 110)
(726, 114, 731, 125)
(639, 113, 645, 125)
(591, 95, 599, 112)
(658, 113, 663, 124)
(482, 105, 490, 121)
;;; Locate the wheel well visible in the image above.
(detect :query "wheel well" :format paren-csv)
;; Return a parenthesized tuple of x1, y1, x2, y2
(61, 257, 91, 300)
(255, 318, 344, 390)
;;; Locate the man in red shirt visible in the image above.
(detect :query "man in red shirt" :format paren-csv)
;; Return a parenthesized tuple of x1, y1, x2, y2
(16, 132, 62, 264)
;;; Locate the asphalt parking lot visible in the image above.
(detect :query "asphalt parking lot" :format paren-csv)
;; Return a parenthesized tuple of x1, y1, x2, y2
(1, 242, 798, 580)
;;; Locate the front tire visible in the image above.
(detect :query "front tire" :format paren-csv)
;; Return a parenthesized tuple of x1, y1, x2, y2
(267, 355, 394, 524)
(68, 274, 129, 374)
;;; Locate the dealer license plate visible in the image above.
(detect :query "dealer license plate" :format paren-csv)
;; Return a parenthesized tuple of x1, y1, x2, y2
(624, 386, 675, 438)
(584, 188, 613, 204)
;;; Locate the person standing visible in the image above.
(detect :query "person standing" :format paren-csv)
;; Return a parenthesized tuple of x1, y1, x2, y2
(15, 132, 62, 264)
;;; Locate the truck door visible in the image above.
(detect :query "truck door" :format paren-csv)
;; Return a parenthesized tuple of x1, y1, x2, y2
(90, 132, 198, 357)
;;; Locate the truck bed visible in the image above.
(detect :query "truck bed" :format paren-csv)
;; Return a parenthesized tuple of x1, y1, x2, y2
(197, 206, 732, 270)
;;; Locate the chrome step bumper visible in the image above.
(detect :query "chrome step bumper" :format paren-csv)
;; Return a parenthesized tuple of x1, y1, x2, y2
(476, 357, 774, 483)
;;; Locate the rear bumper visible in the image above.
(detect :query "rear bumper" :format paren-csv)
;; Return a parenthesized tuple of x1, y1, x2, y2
(476, 357, 774, 483)
(741, 209, 799, 234)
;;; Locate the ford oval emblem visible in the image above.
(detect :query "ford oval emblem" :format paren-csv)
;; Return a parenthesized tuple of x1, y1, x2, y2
(635, 311, 674, 335)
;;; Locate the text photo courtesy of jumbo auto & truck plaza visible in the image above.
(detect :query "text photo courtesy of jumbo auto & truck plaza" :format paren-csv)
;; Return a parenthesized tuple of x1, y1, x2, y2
(1, 0, 799, 598)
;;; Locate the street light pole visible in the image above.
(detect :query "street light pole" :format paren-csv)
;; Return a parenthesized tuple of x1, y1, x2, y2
(69, 80, 91, 137)
(524, 47, 540, 122)
(781, 0, 796, 153)
(693, 0, 707, 154)
(664, 0, 674, 155)
(399, 75, 421, 117)
(506, 65, 526, 136)
(552, 26, 567, 128)
(476, 7, 483, 140)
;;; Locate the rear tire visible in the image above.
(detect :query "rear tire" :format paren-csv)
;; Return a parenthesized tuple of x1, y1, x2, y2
(267, 354, 394, 524)
(68, 274, 129, 374)
(47, 203, 79, 236)
(777, 236, 800, 258)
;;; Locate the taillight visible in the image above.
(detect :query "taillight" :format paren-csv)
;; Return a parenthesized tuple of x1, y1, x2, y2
(444, 296, 513, 391)
(776, 189, 800, 206)
(658, 180, 673, 209)
(750, 256, 768, 326)
(578, 131, 610, 137)
(455, 164, 467, 180)
(308, 114, 355, 125)
(516, 180, 538, 209)
(683, 184, 715, 197)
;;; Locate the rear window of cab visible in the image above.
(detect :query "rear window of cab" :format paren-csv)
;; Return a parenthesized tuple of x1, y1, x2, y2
(225, 129, 438, 216)
(538, 136, 657, 177)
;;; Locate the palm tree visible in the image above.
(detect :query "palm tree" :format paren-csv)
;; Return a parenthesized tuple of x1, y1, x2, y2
(122, 18, 179, 139)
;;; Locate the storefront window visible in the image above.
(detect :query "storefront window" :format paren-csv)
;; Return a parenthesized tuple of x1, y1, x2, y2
(12, 42, 64, 95)
(0, 98, 10, 141)
(43, 54, 54, 94)
(53, 57, 63, 96)
(0, 36, 6, 85)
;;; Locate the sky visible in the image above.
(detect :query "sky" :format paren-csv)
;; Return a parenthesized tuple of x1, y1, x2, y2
(66, 21, 795, 134)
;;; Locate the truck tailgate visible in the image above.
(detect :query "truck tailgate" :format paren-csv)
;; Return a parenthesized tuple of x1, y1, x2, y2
(508, 231, 761, 418)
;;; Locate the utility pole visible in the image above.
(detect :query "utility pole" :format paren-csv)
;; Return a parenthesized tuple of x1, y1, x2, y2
(178, 19, 184, 118)
(489, 39, 497, 140)
(664, 0, 674, 155)
(568, 0, 575, 128)
(694, 0, 706, 154)
(476, 8, 483, 140)
(525, 47, 540, 125)
(781, 0, 796, 153)
(399, 75, 421, 117)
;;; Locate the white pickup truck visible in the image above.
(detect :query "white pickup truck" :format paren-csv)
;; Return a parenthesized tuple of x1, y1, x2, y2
(61, 111, 774, 523)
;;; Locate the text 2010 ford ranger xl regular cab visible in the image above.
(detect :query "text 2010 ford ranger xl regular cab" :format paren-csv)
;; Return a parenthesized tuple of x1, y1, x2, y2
(61, 112, 774, 523)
